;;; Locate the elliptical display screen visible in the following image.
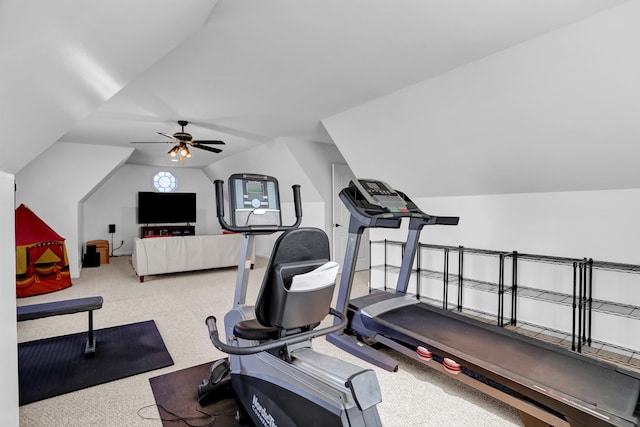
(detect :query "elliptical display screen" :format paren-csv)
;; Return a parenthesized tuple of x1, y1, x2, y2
(229, 174, 281, 227)
(246, 181, 264, 194)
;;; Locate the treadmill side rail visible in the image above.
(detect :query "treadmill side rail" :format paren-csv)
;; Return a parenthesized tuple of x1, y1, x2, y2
(361, 295, 418, 318)
(372, 334, 573, 427)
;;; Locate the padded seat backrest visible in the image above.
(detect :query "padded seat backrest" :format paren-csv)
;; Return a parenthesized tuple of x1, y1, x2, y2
(255, 228, 335, 330)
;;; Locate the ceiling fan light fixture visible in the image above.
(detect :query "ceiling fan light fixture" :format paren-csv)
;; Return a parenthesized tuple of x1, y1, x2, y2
(168, 146, 179, 157)
(132, 120, 225, 164)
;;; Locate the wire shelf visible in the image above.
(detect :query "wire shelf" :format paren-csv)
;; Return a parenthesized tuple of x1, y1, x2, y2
(369, 239, 640, 358)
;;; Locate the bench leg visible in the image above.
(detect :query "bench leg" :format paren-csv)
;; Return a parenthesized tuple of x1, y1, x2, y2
(84, 310, 97, 358)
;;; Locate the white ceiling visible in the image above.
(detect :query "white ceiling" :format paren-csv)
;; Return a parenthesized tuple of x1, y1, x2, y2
(0, 0, 630, 181)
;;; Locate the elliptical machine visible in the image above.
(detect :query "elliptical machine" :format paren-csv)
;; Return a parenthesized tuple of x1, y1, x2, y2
(200, 173, 382, 427)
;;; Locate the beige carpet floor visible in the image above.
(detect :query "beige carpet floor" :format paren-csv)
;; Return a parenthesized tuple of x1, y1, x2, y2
(17, 255, 523, 426)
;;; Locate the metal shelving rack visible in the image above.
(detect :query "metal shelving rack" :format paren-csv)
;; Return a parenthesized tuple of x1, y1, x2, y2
(369, 240, 640, 361)
(509, 253, 589, 352)
(419, 244, 513, 326)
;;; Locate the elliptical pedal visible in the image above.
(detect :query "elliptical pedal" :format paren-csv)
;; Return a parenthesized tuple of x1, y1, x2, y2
(197, 358, 232, 405)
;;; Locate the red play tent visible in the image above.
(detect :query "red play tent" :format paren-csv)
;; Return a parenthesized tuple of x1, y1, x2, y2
(15, 204, 72, 297)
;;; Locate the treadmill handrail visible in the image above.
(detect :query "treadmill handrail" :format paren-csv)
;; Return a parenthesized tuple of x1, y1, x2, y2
(339, 188, 459, 232)
(407, 214, 459, 230)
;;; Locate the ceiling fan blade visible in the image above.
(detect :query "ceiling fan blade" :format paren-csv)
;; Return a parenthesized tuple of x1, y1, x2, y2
(157, 131, 178, 141)
(130, 141, 172, 144)
(191, 139, 225, 145)
(192, 143, 223, 153)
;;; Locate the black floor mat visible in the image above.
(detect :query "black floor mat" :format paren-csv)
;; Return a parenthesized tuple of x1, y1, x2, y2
(18, 320, 174, 405)
(149, 361, 249, 427)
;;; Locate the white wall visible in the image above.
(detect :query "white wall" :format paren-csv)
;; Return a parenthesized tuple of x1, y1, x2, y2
(403, 189, 640, 264)
(0, 171, 18, 426)
(15, 142, 132, 277)
(83, 164, 221, 256)
(283, 138, 348, 250)
(371, 188, 640, 350)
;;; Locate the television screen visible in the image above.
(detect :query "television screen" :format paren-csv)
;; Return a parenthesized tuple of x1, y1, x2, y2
(137, 192, 196, 224)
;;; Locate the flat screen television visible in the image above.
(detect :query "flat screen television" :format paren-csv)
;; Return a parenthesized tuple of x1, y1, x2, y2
(137, 192, 196, 224)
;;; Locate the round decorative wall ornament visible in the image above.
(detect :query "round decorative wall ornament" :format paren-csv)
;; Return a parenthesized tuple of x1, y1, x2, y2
(153, 171, 177, 192)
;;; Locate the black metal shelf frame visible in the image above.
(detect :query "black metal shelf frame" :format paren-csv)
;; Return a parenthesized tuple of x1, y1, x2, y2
(369, 240, 640, 356)
(512, 253, 589, 352)
(419, 244, 513, 327)
(370, 240, 512, 327)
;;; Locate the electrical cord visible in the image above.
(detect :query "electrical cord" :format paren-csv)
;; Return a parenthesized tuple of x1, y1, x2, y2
(244, 208, 258, 226)
(109, 233, 124, 257)
(137, 403, 236, 427)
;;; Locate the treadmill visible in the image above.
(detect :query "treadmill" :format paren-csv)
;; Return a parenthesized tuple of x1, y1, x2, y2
(327, 178, 640, 427)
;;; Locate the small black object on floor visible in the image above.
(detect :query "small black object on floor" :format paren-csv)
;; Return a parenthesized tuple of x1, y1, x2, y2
(18, 320, 173, 406)
(150, 361, 250, 427)
(83, 244, 100, 267)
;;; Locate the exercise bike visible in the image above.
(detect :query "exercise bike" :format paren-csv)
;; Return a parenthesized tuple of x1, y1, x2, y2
(199, 173, 382, 427)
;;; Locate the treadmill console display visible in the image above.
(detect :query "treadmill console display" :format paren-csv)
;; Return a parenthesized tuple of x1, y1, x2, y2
(351, 179, 410, 213)
(229, 174, 281, 227)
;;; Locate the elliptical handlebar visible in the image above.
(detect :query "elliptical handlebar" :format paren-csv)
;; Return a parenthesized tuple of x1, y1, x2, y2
(205, 310, 348, 355)
(214, 179, 303, 233)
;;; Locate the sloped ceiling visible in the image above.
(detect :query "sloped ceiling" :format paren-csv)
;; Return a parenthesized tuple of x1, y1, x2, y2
(324, 1, 640, 197)
(1, 0, 632, 197)
(0, 0, 217, 174)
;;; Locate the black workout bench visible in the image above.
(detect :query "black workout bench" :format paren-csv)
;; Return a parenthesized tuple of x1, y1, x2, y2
(17, 296, 104, 358)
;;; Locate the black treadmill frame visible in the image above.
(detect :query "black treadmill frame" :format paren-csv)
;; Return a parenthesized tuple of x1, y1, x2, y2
(328, 181, 640, 427)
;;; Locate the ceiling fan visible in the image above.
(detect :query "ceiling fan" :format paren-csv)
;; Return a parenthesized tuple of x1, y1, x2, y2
(131, 120, 225, 163)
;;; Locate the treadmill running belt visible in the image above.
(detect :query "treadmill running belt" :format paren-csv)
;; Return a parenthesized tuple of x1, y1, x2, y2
(372, 303, 640, 421)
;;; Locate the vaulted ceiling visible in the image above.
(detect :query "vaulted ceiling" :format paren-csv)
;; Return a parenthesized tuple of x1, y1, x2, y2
(1, 0, 632, 195)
